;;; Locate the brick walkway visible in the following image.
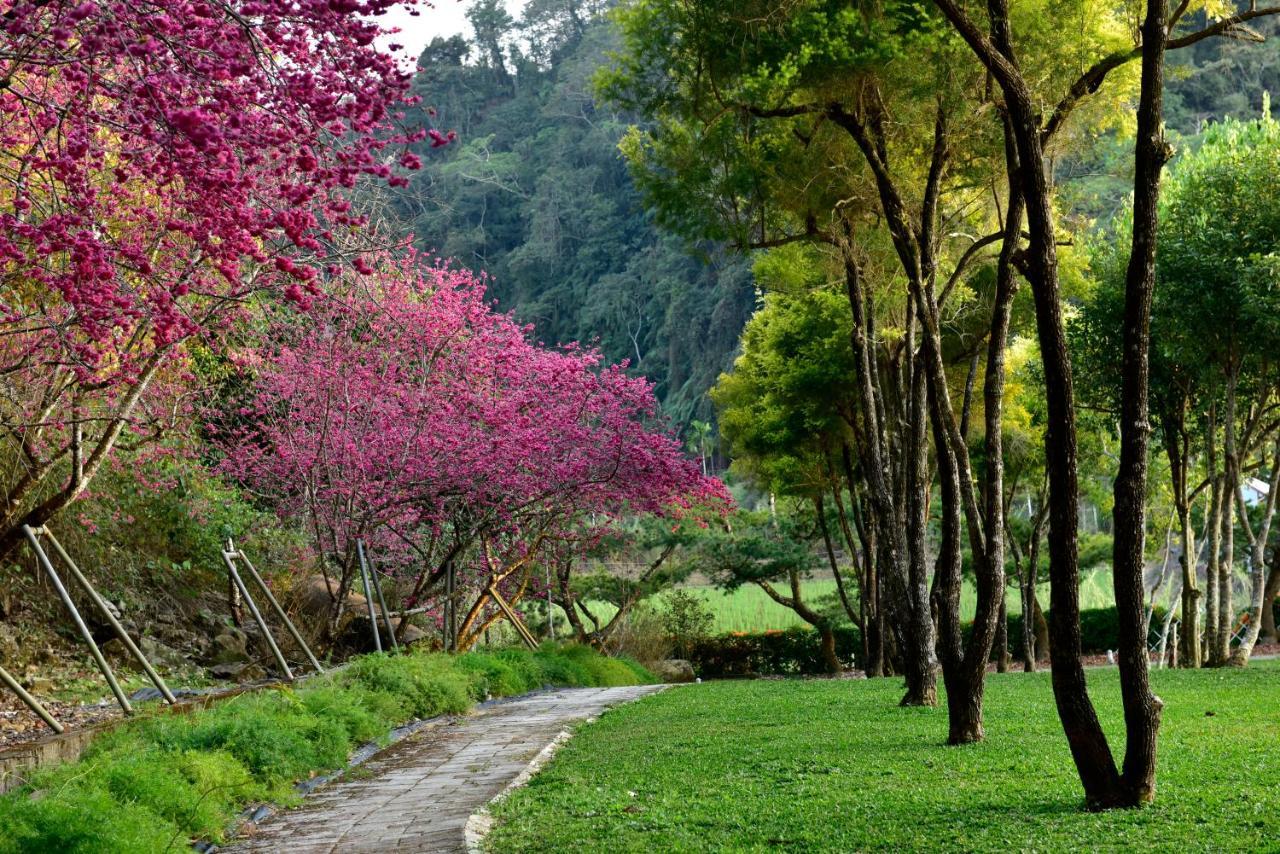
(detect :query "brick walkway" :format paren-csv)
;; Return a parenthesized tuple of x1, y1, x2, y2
(221, 685, 665, 854)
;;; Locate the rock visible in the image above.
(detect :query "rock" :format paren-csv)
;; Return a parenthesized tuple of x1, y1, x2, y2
(209, 662, 266, 682)
(399, 624, 428, 646)
(207, 627, 250, 665)
(651, 659, 696, 683)
(293, 574, 366, 624)
(195, 608, 224, 632)
(0, 623, 17, 662)
(139, 637, 188, 669)
(21, 676, 54, 694)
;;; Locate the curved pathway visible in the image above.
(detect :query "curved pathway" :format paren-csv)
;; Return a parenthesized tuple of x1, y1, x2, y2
(222, 685, 664, 854)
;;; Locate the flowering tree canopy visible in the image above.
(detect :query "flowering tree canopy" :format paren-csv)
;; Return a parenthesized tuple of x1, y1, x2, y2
(220, 252, 729, 638)
(0, 1, 423, 555)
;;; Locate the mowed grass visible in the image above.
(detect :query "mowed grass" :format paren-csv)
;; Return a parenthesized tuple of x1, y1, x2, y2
(565, 567, 1117, 633)
(485, 662, 1280, 852)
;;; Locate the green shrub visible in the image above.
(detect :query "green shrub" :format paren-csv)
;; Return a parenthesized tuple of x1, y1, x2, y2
(455, 651, 536, 698)
(344, 653, 473, 719)
(0, 781, 178, 854)
(688, 627, 861, 677)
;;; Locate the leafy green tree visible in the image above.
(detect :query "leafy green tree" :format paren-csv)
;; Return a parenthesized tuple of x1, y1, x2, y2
(687, 506, 845, 673)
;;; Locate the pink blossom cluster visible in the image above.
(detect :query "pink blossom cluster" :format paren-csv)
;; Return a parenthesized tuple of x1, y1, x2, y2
(218, 252, 729, 596)
(0, 0, 423, 384)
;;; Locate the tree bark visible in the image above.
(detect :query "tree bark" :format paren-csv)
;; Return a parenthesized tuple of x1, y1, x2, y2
(1229, 441, 1280, 663)
(841, 240, 935, 703)
(1108, 0, 1169, 801)
(1260, 548, 1280, 643)
(1160, 399, 1200, 667)
(1205, 412, 1222, 662)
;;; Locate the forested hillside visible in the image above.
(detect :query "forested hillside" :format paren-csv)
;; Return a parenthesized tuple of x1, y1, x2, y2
(388, 2, 755, 428)
(1061, 17, 1280, 223)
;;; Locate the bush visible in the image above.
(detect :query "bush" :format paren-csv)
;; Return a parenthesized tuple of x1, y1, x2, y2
(0, 644, 648, 853)
(688, 627, 861, 677)
(609, 604, 673, 665)
(661, 590, 714, 659)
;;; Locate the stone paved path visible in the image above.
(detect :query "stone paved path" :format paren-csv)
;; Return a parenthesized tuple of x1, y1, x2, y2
(221, 685, 665, 854)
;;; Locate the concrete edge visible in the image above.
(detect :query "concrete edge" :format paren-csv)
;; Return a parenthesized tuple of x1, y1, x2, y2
(463, 685, 670, 854)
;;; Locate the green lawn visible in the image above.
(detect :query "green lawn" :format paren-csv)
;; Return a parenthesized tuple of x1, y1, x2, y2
(485, 662, 1280, 852)
(560, 567, 1117, 634)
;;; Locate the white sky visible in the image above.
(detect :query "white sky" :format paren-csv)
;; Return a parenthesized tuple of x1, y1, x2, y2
(377, 1, 529, 66)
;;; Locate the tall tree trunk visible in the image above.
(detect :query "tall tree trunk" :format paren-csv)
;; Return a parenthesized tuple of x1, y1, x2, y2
(901, 331, 940, 706)
(996, 596, 1010, 673)
(1229, 441, 1280, 663)
(1211, 373, 1240, 665)
(1161, 403, 1200, 667)
(1109, 0, 1169, 800)
(1260, 548, 1280, 643)
(1205, 414, 1222, 662)
(841, 240, 934, 704)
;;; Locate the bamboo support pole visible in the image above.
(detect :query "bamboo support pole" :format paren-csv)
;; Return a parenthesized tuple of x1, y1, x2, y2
(22, 525, 133, 715)
(488, 585, 539, 650)
(355, 540, 383, 653)
(228, 541, 324, 674)
(222, 547, 294, 681)
(0, 663, 63, 733)
(362, 549, 399, 651)
(41, 527, 176, 704)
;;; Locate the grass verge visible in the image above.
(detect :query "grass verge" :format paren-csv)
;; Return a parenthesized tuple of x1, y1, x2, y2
(485, 662, 1280, 852)
(0, 644, 651, 853)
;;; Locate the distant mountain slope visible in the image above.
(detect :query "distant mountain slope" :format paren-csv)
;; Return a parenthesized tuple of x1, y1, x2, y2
(390, 6, 755, 429)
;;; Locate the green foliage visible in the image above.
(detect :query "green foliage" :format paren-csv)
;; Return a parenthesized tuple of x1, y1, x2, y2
(485, 663, 1280, 851)
(0, 646, 649, 853)
(684, 603, 1135, 677)
(659, 589, 715, 658)
(688, 626, 861, 677)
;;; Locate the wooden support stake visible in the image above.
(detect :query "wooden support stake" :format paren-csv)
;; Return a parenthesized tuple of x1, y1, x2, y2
(222, 547, 294, 681)
(23, 526, 133, 715)
(0, 663, 63, 733)
(41, 527, 177, 704)
(488, 585, 539, 651)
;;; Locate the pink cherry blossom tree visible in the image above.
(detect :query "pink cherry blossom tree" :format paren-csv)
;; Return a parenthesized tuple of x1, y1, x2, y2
(220, 251, 729, 641)
(0, 1, 426, 557)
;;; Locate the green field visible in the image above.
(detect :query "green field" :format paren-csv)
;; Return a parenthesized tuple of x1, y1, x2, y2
(486, 662, 1280, 852)
(560, 568, 1117, 634)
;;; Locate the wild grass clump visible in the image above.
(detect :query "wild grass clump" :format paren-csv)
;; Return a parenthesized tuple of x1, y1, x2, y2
(0, 644, 647, 854)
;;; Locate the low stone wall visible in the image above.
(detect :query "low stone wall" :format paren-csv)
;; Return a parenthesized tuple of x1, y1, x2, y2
(0, 671, 338, 794)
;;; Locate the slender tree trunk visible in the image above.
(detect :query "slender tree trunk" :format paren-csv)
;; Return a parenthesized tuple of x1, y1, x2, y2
(902, 332, 940, 706)
(1033, 593, 1050, 663)
(1162, 408, 1200, 667)
(1260, 548, 1280, 643)
(842, 240, 933, 703)
(1205, 414, 1222, 662)
(996, 596, 1010, 673)
(818, 626, 840, 674)
(1212, 373, 1240, 665)
(1230, 441, 1280, 663)
(929, 0, 1123, 805)
(1109, 0, 1169, 800)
